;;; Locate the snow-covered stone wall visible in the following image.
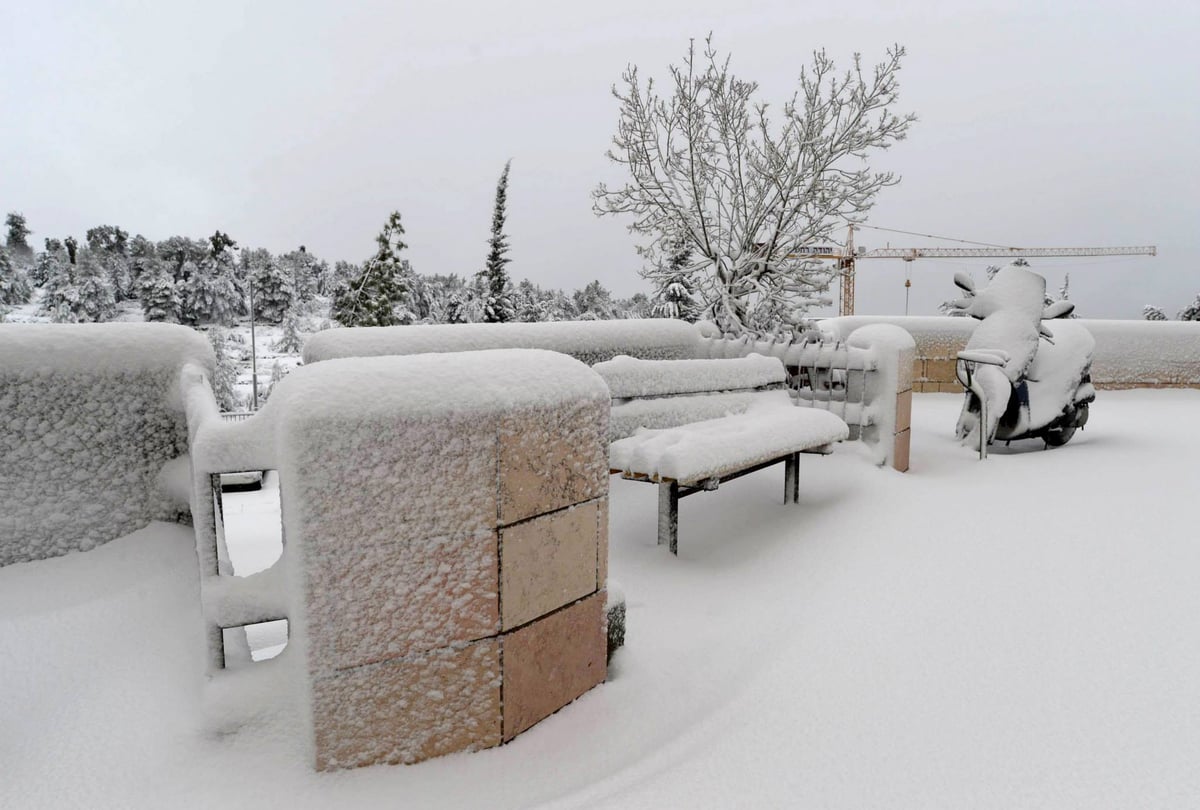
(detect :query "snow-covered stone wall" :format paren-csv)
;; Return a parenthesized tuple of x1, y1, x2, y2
(0, 324, 213, 566)
(819, 317, 1200, 391)
(302, 319, 703, 366)
(191, 349, 612, 769)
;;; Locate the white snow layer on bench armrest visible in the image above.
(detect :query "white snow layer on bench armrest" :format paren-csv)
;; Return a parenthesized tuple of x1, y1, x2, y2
(594, 353, 786, 398)
(609, 405, 849, 483)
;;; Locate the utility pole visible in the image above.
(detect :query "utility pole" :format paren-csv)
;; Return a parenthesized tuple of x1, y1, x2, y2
(248, 277, 258, 411)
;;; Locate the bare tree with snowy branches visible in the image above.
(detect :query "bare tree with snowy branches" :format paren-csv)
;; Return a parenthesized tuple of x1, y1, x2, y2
(593, 35, 915, 335)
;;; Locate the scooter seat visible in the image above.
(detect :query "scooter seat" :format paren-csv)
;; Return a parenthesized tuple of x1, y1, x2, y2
(957, 349, 1010, 367)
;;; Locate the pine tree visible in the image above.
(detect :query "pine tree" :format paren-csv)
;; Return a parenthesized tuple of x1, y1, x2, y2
(573, 280, 617, 319)
(181, 232, 242, 325)
(74, 249, 117, 322)
(1179, 295, 1200, 322)
(478, 160, 515, 323)
(273, 307, 305, 352)
(138, 261, 181, 322)
(650, 237, 699, 320)
(86, 225, 132, 300)
(1143, 305, 1167, 321)
(5, 212, 33, 263)
(244, 248, 293, 324)
(41, 238, 115, 323)
(332, 212, 411, 327)
(261, 360, 287, 404)
(208, 328, 242, 412)
(0, 248, 32, 305)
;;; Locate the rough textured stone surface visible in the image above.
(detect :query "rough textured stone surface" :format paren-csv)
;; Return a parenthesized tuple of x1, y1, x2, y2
(498, 400, 608, 525)
(288, 415, 498, 555)
(305, 530, 499, 673)
(312, 639, 502, 771)
(502, 591, 606, 742)
(500, 501, 600, 631)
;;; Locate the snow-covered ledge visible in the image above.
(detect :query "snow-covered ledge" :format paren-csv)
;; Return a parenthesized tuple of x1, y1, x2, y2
(0, 323, 212, 566)
(192, 349, 613, 770)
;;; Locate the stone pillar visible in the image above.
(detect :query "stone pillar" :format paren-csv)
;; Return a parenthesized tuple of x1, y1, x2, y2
(277, 349, 610, 770)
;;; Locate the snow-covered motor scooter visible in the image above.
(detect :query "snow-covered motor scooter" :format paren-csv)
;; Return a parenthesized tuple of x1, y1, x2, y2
(947, 264, 1096, 458)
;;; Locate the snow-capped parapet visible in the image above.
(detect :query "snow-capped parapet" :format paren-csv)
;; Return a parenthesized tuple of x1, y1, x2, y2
(845, 324, 916, 469)
(0, 323, 213, 566)
(301, 319, 703, 366)
(206, 349, 614, 770)
(818, 316, 1200, 390)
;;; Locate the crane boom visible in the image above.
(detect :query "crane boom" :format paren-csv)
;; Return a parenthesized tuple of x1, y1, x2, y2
(831, 225, 1157, 315)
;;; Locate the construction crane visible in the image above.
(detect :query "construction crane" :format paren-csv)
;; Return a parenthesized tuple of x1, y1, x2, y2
(806, 224, 1157, 316)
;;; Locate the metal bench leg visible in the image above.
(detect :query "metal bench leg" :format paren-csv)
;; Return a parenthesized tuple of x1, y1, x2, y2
(658, 481, 679, 555)
(784, 452, 799, 504)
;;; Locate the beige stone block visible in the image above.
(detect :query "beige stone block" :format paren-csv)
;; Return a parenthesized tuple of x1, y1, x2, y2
(289, 415, 499, 557)
(498, 400, 608, 526)
(924, 358, 959, 384)
(597, 497, 609, 587)
(312, 639, 502, 770)
(912, 357, 924, 387)
(501, 592, 606, 742)
(306, 530, 499, 673)
(893, 428, 911, 473)
(895, 389, 912, 434)
(937, 381, 963, 394)
(501, 501, 600, 630)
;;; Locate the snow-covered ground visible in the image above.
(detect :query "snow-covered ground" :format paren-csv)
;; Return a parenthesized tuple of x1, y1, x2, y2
(3, 391, 1199, 809)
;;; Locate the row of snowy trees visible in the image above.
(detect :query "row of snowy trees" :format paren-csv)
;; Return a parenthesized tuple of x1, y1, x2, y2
(0, 209, 662, 328)
(1143, 299, 1200, 322)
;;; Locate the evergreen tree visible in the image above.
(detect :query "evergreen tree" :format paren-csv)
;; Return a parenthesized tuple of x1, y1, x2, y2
(1179, 295, 1200, 322)
(261, 360, 287, 404)
(1143, 305, 1167, 321)
(244, 248, 293, 324)
(273, 307, 305, 352)
(207, 328, 242, 412)
(332, 212, 411, 327)
(138, 261, 181, 322)
(181, 232, 242, 325)
(86, 225, 132, 300)
(73, 249, 117, 322)
(650, 237, 699, 320)
(573, 280, 617, 319)
(40, 241, 81, 322)
(5, 212, 33, 262)
(0, 248, 33, 305)
(280, 246, 319, 312)
(478, 160, 515, 322)
(31, 238, 64, 286)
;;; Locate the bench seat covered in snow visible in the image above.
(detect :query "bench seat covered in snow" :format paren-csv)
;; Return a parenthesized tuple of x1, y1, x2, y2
(595, 355, 850, 555)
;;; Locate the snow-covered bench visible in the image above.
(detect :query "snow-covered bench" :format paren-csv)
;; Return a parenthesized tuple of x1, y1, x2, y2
(594, 355, 850, 554)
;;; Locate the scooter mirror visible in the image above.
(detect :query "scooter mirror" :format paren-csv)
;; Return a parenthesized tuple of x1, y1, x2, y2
(953, 272, 976, 294)
(1043, 300, 1075, 319)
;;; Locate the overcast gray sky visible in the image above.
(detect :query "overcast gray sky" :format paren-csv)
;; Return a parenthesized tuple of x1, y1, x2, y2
(3, 0, 1197, 318)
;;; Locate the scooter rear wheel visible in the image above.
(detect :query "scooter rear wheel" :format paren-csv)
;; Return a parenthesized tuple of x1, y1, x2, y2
(1043, 423, 1076, 447)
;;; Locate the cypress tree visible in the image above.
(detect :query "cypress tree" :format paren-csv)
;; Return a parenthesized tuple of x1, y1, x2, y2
(478, 161, 515, 323)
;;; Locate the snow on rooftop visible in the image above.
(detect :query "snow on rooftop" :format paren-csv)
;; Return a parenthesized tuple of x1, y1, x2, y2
(4, 390, 1200, 808)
